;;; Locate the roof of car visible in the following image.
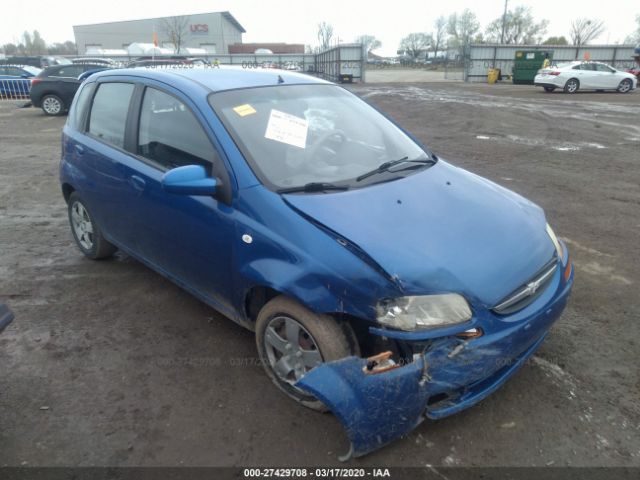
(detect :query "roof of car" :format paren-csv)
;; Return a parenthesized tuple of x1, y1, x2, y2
(89, 66, 332, 92)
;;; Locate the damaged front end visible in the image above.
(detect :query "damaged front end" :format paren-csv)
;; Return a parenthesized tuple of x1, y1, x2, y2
(296, 256, 573, 459)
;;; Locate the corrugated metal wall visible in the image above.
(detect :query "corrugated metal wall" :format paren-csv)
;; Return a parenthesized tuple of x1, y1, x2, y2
(466, 44, 637, 82)
(314, 44, 364, 82)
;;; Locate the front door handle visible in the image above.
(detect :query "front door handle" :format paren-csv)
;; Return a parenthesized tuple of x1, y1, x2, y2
(74, 144, 84, 155)
(129, 175, 146, 192)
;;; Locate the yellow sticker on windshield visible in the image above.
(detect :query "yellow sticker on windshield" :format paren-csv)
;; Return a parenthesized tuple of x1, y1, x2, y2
(233, 104, 256, 117)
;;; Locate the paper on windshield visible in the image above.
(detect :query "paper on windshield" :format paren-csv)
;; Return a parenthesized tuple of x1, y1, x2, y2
(233, 104, 256, 117)
(264, 109, 308, 149)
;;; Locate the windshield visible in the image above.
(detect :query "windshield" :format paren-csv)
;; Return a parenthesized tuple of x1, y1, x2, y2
(208, 84, 429, 190)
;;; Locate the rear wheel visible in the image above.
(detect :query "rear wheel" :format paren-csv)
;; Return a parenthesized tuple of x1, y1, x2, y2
(617, 79, 633, 93)
(543, 86, 555, 92)
(67, 192, 117, 259)
(255, 296, 358, 411)
(563, 78, 579, 94)
(41, 94, 64, 116)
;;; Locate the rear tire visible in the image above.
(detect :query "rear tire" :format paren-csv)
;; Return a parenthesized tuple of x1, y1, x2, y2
(41, 94, 64, 116)
(67, 192, 117, 260)
(543, 86, 555, 92)
(617, 79, 632, 93)
(563, 78, 579, 94)
(255, 296, 358, 411)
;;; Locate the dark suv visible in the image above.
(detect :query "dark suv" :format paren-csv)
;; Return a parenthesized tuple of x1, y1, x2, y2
(29, 63, 109, 115)
(1, 55, 71, 68)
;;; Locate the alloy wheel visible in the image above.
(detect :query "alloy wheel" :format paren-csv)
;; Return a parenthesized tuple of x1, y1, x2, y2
(71, 201, 94, 250)
(43, 97, 62, 115)
(263, 316, 323, 388)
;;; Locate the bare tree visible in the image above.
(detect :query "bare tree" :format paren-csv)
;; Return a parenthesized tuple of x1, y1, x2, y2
(399, 33, 430, 60)
(432, 16, 447, 59)
(542, 36, 568, 45)
(625, 14, 640, 43)
(160, 16, 190, 54)
(485, 6, 548, 44)
(317, 22, 334, 50)
(355, 35, 382, 54)
(447, 9, 480, 48)
(570, 18, 605, 47)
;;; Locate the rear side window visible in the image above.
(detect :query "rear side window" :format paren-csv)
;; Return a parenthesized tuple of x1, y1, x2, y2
(70, 82, 95, 130)
(137, 87, 216, 170)
(88, 83, 134, 148)
(49, 65, 83, 78)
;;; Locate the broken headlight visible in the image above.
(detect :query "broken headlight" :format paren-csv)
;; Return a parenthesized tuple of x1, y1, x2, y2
(546, 223, 564, 261)
(376, 294, 472, 331)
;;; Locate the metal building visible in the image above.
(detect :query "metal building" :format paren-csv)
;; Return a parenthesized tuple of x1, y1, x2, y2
(73, 11, 245, 55)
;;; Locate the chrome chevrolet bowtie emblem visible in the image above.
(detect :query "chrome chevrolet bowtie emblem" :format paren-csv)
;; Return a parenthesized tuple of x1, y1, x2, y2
(523, 278, 542, 296)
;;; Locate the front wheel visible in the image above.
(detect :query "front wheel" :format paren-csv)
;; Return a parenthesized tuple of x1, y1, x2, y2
(41, 94, 64, 116)
(543, 86, 555, 92)
(67, 192, 117, 259)
(255, 296, 358, 411)
(563, 78, 579, 94)
(617, 79, 633, 93)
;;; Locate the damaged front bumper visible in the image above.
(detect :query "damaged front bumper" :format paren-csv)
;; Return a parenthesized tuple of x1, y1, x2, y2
(297, 255, 573, 459)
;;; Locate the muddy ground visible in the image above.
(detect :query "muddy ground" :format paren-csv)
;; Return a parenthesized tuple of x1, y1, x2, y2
(0, 83, 639, 468)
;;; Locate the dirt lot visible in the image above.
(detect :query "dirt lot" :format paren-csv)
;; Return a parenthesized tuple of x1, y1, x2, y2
(1, 83, 639, 468)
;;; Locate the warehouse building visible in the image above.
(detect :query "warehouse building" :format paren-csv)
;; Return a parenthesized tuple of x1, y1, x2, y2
(73, 11, 245, 55)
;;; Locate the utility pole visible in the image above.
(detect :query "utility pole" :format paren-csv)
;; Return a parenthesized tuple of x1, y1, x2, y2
(492, 0, 509, 68)
(500, 0, 509, 44)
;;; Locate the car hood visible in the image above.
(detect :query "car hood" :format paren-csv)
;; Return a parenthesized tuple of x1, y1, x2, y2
(283, 160, 554, 307)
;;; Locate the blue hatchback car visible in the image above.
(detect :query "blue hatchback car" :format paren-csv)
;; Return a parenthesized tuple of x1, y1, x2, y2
(60, 67, 573, 457)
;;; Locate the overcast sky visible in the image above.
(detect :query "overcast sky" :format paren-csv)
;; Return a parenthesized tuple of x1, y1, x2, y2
(2, 0, 637, 56)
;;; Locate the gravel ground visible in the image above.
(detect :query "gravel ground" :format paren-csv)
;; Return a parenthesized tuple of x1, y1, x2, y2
(0, 83, 639, 468)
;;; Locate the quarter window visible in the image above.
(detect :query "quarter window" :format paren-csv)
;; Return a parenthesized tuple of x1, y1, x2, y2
(88, 82, 134, 148)
(137, 87, 216, 171)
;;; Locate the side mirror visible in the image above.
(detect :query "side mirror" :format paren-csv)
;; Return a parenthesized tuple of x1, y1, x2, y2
(161, 165, 217, 196)
(21, 73, 29, 78)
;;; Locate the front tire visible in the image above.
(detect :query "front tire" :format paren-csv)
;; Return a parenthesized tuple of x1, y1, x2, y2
(67, 192, 117, 259)
(255, 296, 358, 411)
(41, 94, 64, 116)
(617, 79, 633, 93)
(563, 78, 579, 94)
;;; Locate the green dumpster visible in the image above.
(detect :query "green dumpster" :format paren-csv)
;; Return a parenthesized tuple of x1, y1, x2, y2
(512, 50, 553, 85)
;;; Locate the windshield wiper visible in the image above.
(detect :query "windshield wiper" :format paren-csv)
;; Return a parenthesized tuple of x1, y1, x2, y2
(356, 156, 436, 182)
(278, 182, 350, 194)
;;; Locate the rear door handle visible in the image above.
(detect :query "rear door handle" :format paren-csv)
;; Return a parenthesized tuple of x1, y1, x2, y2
(74, 144, 84, 155)
(129, 175, 146, 192)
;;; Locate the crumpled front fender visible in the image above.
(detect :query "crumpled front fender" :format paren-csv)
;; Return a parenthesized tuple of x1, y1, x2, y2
(296, 355, 430, 459)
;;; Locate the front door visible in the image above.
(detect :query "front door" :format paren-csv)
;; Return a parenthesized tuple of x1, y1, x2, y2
(122, 85, 237, 312)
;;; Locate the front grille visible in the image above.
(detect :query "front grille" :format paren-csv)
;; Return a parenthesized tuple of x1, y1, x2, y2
(492, 259, 558, 315)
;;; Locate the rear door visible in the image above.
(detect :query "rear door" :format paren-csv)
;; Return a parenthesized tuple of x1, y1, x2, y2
(45, 65, 84, 105)
(80, 80, 139, 249)
(574, 63, 597, 89)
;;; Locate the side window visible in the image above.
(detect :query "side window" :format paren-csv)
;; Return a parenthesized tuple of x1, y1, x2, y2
(595, 64, 613, 73)
(88, 82, 134, 148)
(70, 82, 95, 130)
(137, 87, 217, 171)
(50, 65, 83, 78)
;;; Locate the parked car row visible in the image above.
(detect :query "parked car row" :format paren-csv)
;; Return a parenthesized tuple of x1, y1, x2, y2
(1, 57, 211, 115)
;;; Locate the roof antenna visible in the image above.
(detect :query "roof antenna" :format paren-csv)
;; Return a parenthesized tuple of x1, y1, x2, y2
(277, 74, 285, 84)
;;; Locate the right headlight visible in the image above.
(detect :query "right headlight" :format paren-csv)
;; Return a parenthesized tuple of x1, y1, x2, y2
(546, 223, 564, 261)
(376, 294, 472, 331)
